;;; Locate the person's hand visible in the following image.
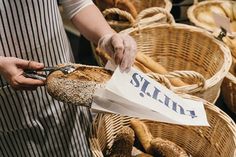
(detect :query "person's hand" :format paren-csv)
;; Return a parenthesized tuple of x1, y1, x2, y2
(0, 57, 45, 90)
(98, 33, 137, 72)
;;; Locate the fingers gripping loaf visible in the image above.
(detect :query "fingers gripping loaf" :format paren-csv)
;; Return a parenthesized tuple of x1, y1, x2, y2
(46, 64, 112, 106)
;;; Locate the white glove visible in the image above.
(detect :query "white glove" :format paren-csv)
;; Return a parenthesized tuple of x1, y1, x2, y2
(98, 33, 137, 72)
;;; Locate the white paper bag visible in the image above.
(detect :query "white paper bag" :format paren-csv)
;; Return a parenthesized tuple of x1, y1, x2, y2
(92, 67, 209, 126)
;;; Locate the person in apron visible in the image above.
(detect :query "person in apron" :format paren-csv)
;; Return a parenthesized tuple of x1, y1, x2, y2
(0, 0, 137, 156)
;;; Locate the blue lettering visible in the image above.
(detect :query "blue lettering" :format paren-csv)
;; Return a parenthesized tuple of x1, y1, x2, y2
(130, 73, 143, 87)
(172, 101, 185, 115)
(152, 87, 161, 100)
(140, 79, 151, 97)
(187, 110, 197, 118)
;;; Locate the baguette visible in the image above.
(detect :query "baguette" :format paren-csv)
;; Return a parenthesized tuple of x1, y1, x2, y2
(136, 53, 188, 87)
(134, 60, 152, 73)
(46, 64, 112, 106)
(130, 119, 153, 154)
(221, 2, 234, 21)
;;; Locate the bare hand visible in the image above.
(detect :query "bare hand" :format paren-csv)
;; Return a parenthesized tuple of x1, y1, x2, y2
(98, 33, 137, 72)
(0, 57, 45, 90)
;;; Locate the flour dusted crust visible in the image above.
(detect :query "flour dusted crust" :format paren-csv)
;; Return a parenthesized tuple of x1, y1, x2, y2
(46, 64, 112, 106)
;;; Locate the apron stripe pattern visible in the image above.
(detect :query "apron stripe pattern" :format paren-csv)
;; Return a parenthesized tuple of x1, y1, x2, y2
(0, 0, 92, 156)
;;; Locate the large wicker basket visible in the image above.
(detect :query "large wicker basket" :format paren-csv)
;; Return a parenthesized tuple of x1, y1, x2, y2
(94, 0, 172, 32)
(116, 8, 232, 103)
(89, 95, 236, 157)
(187, 0, 236, 114)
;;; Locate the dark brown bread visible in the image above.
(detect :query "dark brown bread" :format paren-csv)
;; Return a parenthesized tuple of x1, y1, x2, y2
(109, 126, 135, 157)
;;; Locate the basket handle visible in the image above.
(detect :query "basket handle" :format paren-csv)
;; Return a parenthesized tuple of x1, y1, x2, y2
(148, 70, 206, 94)
(166, 70, 206, 94)
(134, 7, 175, 26)
(102, 8, 135, 26)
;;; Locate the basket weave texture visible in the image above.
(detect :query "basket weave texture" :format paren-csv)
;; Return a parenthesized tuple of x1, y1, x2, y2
(89, 95, 236, 157)
(120, 18, 232, 103)
(221, 59, 236, 114)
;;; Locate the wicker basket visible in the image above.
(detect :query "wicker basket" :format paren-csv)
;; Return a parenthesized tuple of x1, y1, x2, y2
(187, 0, 236, 33)
(116, 8, 231, 103)
(89, 95, 236, 157)
(221, 57, 236, 114)
(94, 0, 172, 32)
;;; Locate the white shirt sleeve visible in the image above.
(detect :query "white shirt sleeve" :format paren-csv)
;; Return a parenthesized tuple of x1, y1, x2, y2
(60, 0, 94, 19)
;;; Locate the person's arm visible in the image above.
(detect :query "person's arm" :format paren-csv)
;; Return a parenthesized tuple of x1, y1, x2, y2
(0, 56, 45, 90)
(61, 0, 137, 72)
(71, 4, 114, 44)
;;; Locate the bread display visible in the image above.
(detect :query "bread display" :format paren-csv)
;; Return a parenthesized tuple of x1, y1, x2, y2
(46, 64, 112, 106)
(106, 119, 190, 157)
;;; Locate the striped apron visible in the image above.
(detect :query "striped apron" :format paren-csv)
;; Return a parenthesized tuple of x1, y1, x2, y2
(0, 0, 92, 156)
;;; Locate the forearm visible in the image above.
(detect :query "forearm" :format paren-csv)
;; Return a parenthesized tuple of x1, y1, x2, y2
(71, 4, 115, 44)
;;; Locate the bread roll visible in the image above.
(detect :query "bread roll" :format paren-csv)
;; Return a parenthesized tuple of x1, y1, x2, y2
(221, 2, 234, 21)
(46, 64, 112, 106)
(109, 126, 135, 157)
(150, 138, 189, 157)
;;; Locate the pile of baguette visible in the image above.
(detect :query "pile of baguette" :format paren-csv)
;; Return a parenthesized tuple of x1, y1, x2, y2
(196, 1, 236, 32)
(106, 119, 190, 157)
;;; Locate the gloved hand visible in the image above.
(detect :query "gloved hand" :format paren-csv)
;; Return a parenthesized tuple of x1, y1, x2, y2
(98, 33, 137, 72)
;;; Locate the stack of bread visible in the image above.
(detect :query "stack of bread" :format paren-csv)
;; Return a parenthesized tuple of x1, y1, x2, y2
(106, 119, 190, 157)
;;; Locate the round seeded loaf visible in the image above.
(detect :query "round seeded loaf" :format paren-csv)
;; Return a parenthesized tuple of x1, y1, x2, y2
(46, 64, 112, 106)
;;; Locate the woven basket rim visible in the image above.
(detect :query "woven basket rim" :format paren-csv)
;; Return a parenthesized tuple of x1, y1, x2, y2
(121, 23, 232, 91)
(187, 1, 236, 33)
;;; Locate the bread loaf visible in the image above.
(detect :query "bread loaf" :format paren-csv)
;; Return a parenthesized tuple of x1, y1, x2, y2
(108, 126, 135, 157)
(130, 119, 153, 154)
(150, 138, 189, 157)
(46, 64, 112, 106)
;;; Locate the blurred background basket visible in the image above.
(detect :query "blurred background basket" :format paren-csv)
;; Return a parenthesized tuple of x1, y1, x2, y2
(187, 0, 236, 33)
(94, 0, 172, 32)
(89, 95, 236, 157)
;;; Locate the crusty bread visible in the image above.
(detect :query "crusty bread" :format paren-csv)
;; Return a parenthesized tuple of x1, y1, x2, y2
(109, 126, 135, 157)
(150, 138, 189, 157)
(46, 64, 112, 106)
